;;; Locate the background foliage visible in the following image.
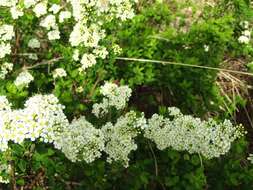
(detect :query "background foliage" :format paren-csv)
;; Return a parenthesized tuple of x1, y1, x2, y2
(1, 0, 253, 189)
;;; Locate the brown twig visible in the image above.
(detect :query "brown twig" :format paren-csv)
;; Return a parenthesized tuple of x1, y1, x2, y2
(87, 70, 105, 98)
(24, 57, 63, 70)
(10, 161, 17, 190)
(116, 57, 253, 77)
(23, 168, 46, 190)
(148, 142, 158, 177)
(12, 28, 21, 65)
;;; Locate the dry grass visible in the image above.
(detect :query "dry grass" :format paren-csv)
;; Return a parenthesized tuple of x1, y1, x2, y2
(216, 58, 253, 127)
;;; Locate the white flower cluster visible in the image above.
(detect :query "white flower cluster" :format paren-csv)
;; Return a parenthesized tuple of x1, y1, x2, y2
(80, 53, 97, 71)
(0, 94, 68, 151)
(204, 44, 209, 52)
(67, 0, 137, 70)
(1, 1, 69, 42)
(0, 84, 244, 168)
(28, 38, 40, 49)
(0, 24, 14, 59)
(0, 0, 16, 7)
(238, 21, 251, 44)
(53, 68, 67, 79)
(59, 11, 71, 23)
(0, 96, 12, 111)
(23, 0, 39, 8)
(144, 107, 244, 159)
(248, 154, 253, 164)
(0, 163, 10, 184)
(0, 0, 137, 77)
(10, 4, 23, 19)
(112, 44, 123, 55)
(14, 70, 34, 88)
(24, 94, 69, 142)
(102, 111, 146, 167)
(37, 3, 63, 40)
(54, 116, 104, 163)
(92, 82, 132, 117)
(0, 62, 13, 79)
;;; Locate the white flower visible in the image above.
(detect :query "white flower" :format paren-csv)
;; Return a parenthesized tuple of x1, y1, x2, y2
(204, 44, 209, 52)
(24, 0, 38, 8)
(0, 163, 10, 184)
(47, 29, 60, 40)
(14, 70, 34, 88)
(0, 0, 16, 7)
(53, 68, 67, 79)
(248, 154, 253, 164)
(100, 82, 132, 110)
(239, 29, 251, 44)
(0, 24, 14, 41)
(24, 94, 69, 143)
(238, 35, 250, 44)
(0, 94, 69, 150)
(243, 30, 251, 37)
(69, 22, 88, 47)
(28, 38, 40, 48)
(59, 11, 71, 23)
(92, 82, 132, 117)
(40, 15, 57, 30)
(0, 43, 11, 58)
(80, 53, 96, 70)
(144, 107, 244, 159)
(0, 96, 11, 111)
(0, 176, 9, 184)
(96, 0, 110, 12)
(112, 44, 122, 55)
(92, 99, 110, 118)
(49, 4, 61, 14)
(33, 2, 47, 17)
(240, 21, 249, 29)
(102, 111, 145, 167)
(54, 116, 104, 163)
(0, 62, 13, 79)
(73, 49, 80, 61)
(86, 25, 103, 47)
(93, 46, 108, 59)
(76, 86, 84, 93)
(10, 6, 24, 19)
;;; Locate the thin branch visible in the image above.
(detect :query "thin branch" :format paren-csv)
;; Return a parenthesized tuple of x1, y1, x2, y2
(13, 28, 21, 65)
(198, 153, 203, 168)
(243, 106, 253, 129)
(10, 160, 17, 190)
(23, 57, 63, 70)
(116, 57, 253, 77)
(148, 142, 158, 177)
(87, 70, 105, 98)
(148, 35, 170, 42)
(13, 53, 43, 56)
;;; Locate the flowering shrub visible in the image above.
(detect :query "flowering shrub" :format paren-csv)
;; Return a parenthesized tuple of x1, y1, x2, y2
(0, 94, 68, 151)
(0, 0, 253, 189)
(0, 0, 136, 76)
(0, 82, 244, 185)
(144, 107, 244, 159)
(0, 83, 243, 161)
(55, 116, 104, 163)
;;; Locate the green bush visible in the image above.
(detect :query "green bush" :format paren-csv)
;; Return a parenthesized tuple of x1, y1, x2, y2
(0, 0, 253, 189)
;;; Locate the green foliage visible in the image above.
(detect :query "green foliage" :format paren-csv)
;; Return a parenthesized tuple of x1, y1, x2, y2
(206, 138, 253, 189)
(1, 0, 253, 189)
(114, 1, 239, 116)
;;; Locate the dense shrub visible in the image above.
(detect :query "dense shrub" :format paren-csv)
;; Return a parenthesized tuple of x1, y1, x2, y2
(0, 0, 253, 189)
